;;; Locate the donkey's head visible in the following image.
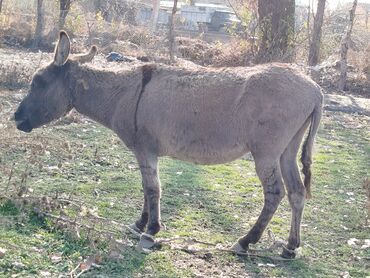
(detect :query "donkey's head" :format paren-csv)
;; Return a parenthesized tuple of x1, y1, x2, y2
(14, 31, 97, 132)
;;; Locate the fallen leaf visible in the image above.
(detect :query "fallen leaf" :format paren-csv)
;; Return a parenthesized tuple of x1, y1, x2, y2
(79, 206, 88, 216)
(347, 238, 358, 246)
(50, 254, 62, 263)
(360, 239, 370, 249)
(79, 262, 90, 271)
(0, 247, 7, 258)
(39, 271, 51, 277)
(30, 247, 42, 253)
(340, 271, 350, 278)
(79, 253, 102, 271)
(94, 254, 103, 264)
(88, 207, 99, 217)
(258, 263, 276, 267)
(12, 262, 25, 269)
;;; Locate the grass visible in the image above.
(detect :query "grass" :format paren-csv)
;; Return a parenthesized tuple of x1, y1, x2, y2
(0, 89, 369, 277)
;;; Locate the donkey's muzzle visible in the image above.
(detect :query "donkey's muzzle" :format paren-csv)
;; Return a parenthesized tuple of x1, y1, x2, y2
(14, 108, 33, 133)
(16, 119, 33, 133)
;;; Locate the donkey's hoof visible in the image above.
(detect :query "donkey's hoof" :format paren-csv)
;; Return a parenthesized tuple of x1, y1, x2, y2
(128, 223, 143, 236)
(138, 233, 156, 250)
(281, 247, 297, 259)
(230, 241, 247, 255)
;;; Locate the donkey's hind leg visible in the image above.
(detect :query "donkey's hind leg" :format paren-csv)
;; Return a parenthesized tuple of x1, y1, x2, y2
(280, 123, 309, 258)
(232, 158, 285, 253)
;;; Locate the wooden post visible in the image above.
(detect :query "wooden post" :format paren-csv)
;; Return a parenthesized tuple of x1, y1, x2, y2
(338, 0, 357, 91)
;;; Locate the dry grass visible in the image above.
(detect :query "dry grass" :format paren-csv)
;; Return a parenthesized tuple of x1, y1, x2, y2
(212, 40, 254, 67)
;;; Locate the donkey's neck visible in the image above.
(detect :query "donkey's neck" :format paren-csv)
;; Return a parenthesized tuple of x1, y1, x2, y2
(70, 65, 141, 130)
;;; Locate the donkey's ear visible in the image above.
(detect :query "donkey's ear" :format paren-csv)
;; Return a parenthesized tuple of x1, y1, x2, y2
(71, 45, 98, 64)
(54, 31, 71, 66)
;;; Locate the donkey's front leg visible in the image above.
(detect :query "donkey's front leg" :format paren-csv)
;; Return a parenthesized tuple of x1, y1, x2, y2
(135, 152, 162, 249)
(130, 192, 148, 233)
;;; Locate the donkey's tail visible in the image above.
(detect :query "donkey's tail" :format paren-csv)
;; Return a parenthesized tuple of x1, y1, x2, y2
(301, 96, 323, 199)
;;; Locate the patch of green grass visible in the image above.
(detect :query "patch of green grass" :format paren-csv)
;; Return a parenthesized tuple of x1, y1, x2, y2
(0, 200, 20, 216)
(1, 111, 369, 277)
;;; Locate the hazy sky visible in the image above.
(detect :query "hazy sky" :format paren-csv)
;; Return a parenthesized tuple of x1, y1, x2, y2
(297, 0, 370, 10)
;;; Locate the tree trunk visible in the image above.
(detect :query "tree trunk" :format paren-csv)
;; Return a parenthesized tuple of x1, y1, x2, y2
(256, 0, 295, 63)
(169, 0, 178, 64)
(34, 0, 44, 48)
(59, 0, 71, 30)
(308, 0, 326, 66)
(0, 0, 3, 14)
(151, 0, 160, 32)
(338, 0, 357, 91)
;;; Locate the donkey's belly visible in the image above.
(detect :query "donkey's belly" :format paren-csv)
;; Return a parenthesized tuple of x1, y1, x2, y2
(164, 136, 250, 165)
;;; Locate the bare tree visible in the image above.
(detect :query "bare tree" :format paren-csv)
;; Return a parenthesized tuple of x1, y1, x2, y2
(308, 0, 326, 66)
(152, 0, 160, 32)
(169, 0, 178, 63)
(59, 0, 72, 30)
(307, 0, 311, 47)
(256, 0, 296, 63)
(34, 0, 44, 47)
(338, 0, 357, 91)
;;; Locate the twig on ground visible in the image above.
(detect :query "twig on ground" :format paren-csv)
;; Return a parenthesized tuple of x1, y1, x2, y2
(5, 164, 14, 191)
(156, 236, 217, 246)
(35, 209, 120, 238)
(168, 245, 297, 261)
(69, 263, 81, 278)
(153, 235, 298, 261)
(75, 269, 89, 278)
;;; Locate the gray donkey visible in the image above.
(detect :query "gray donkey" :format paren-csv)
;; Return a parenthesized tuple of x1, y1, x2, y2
(15, 31, 323, 258)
